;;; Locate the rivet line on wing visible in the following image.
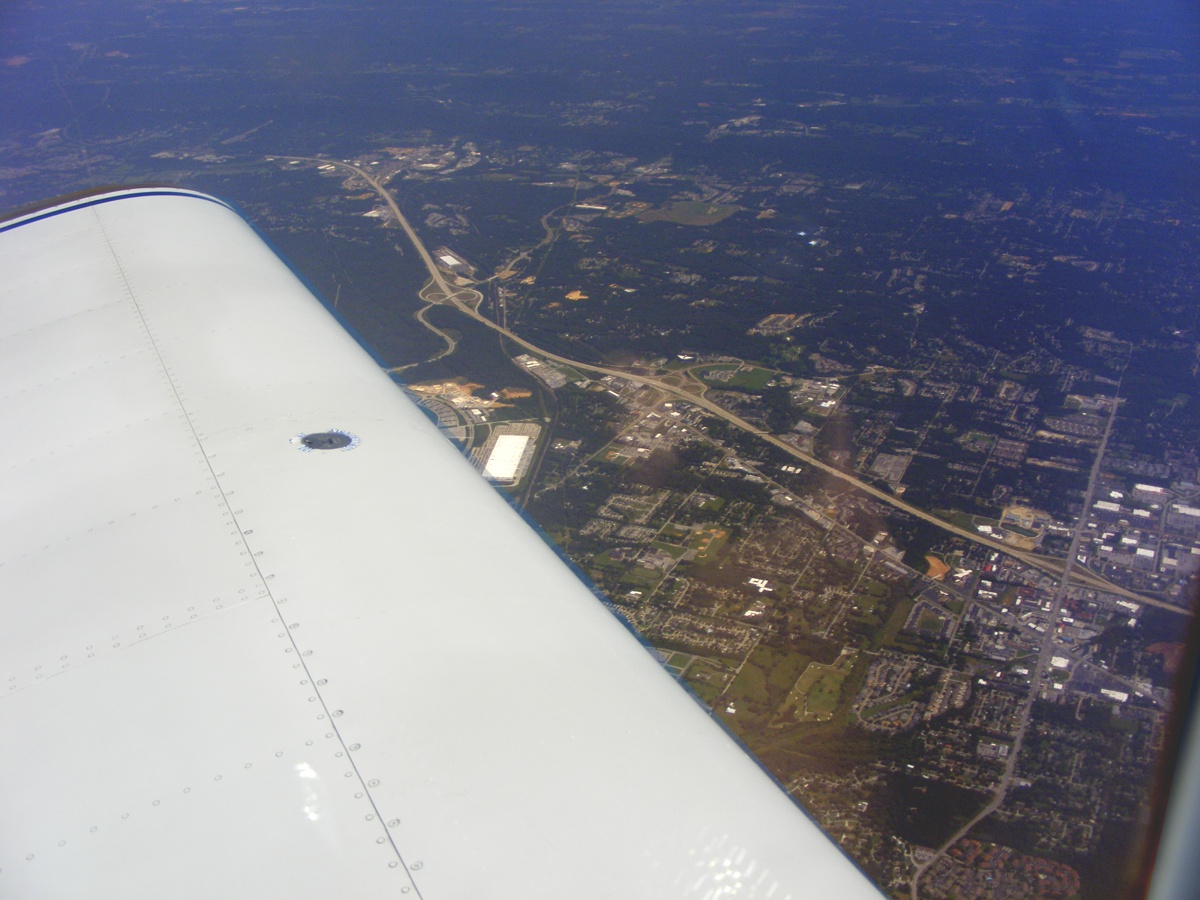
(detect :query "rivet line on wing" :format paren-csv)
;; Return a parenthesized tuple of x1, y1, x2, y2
(88, 207, 424, 894)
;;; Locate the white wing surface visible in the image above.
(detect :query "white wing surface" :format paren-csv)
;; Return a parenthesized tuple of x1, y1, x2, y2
(0, 188, 880, 898)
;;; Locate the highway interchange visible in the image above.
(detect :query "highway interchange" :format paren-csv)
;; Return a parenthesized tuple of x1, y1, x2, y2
(287, 155, 1177, 614)
(283, 153, 1185, 896)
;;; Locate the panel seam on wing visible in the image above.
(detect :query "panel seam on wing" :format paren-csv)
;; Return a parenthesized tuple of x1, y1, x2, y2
(82, 204, 426, 894)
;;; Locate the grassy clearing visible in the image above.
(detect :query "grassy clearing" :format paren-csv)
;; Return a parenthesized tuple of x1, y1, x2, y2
(790, 660, 850, 721)
(619, 566, 663, 587)
(729, 659, 770, 707)
(667, 652, 693, 671)
(688, 526, 729, 562)
(918, 611, 944, 633)
(659, 523, 693, 541)
(875, 598, 915, 650)
(684, 660, 731, 705)
(639, 200, 741, 226)
(697, 364, 776, 392)
(649, 541, 687, 558)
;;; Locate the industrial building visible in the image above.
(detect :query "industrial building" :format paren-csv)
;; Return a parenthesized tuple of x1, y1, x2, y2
(473, 422, 542, 485)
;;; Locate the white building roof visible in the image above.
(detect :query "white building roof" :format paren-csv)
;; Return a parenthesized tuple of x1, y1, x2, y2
(483, 434, 531, 482)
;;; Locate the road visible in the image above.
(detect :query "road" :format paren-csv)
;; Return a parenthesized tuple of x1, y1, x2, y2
(910, 368, 1126, 898)
(387, 302, 458, 374)
(284, 155, 1178, 613)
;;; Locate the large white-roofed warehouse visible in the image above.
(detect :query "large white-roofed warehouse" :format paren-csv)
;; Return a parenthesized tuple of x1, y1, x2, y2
(474, 423, 542, 485)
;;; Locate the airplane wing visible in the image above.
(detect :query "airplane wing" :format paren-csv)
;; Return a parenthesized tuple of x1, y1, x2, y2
(0, 187, 880, 898)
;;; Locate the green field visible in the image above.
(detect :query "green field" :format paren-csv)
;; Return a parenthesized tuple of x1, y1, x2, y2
(688, 526, 729, 562)
(592, 445, 636, 466)
(620, 566, 664, 587)
(684, 659, 733, 705)
(639, 200, 741, 226)
(790, 661, 849, 721)
(697, 364, 777, 392)
(649, 541, 687, 558)
(659, 523, 693, 541)
(917, 611, 945, 632)
(590, 550, 626, 570)
(875, 598, 914, 650)
(693, 494, 725, 513)
(666, 652, 693, 672)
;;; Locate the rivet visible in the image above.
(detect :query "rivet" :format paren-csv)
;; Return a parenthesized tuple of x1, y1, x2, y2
(387, 819, 399, 827)
(349, 743, 361, 751)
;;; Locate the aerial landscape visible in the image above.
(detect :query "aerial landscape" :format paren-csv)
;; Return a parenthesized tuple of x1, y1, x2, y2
(3, 0, 1199, 896)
